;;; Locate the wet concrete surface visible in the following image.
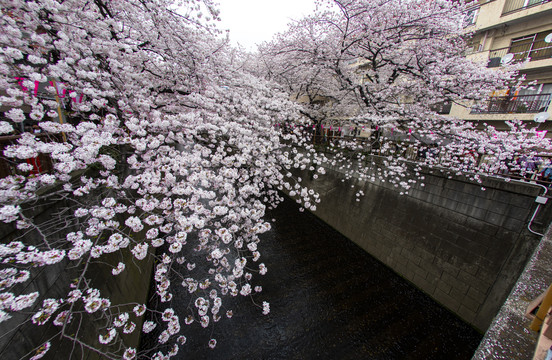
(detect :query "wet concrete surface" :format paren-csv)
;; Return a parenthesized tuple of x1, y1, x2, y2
(143, 198, 482, 359)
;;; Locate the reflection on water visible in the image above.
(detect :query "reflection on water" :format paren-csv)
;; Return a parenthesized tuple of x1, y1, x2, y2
(143, 198, 481, 359)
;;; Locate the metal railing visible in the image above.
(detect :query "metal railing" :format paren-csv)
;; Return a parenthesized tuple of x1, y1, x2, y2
(487, 40, 552, 67)
(471, 93, 551, 114)
(303, 133, 552, 187)
(502, 0, 550, 15)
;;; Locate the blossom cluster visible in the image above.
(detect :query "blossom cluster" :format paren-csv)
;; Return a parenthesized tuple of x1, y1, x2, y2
(2, 0, 542, 358)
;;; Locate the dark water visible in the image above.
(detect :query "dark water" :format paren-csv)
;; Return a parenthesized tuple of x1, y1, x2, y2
(143, 197, 482, 359)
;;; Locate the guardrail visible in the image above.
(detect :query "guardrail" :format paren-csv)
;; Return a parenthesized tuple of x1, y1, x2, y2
(303, 133, 552, 186)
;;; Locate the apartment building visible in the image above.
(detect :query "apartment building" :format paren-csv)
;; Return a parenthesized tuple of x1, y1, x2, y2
(450, 0, 552, 133)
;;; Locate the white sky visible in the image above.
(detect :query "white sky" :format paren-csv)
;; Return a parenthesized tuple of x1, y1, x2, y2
(217, 0, 317, 50)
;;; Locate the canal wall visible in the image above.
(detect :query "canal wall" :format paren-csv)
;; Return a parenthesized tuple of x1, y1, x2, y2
(473, 227, 552, 359)
(289, 159, 550, 332)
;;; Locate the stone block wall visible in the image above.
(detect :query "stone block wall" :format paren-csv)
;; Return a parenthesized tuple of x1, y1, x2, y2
(290, 162, 547, 331)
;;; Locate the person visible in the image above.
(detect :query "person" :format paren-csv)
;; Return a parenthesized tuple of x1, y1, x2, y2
(519, 155, 541, 180)
(427, 144, 440, 162)
(540, 159, 552, 186)
(527, 156, 542, 180)
(417, 146, 428, 160)
(546, 344, 552, 360)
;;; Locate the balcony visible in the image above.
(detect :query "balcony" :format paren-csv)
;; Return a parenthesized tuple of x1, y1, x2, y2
(470, 93, 551, 114)
(487, 39, 552, 67)
(502, 0, 550, 15)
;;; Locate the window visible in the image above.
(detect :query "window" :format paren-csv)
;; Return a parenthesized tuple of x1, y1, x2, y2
(464, 8, 479, 27)
(508, 31, 552, 62)
(502, 0, 549, 15)
(526, 0, 546, 7)
(465, 37, 482, 54)
(517, 83, 552, 96)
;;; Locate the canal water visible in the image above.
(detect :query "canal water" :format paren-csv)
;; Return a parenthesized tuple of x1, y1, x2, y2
(143, 197, 482, 359)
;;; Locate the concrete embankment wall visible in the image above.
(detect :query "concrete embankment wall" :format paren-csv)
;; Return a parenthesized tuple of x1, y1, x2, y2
(290, 162, 550, 332)
(473, 227, 552, 359)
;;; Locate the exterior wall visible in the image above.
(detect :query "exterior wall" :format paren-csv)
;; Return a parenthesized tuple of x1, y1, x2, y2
(467, 0, 552, 33)
(499, 5, 552, 27)
(289, 160, 548, 331)
(449, 104, 542, 121)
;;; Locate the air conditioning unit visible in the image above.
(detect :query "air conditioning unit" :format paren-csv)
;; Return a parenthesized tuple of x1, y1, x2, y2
(487, 57, 501, 68)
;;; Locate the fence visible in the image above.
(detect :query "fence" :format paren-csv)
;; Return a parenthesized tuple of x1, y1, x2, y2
(304, 133, 552, 186)
(2, 127, 552, 187)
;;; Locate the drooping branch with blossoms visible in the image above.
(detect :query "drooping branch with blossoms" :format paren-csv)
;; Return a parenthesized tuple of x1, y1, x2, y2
(1, 0, 551, 358)
(0, 0, 320, 359)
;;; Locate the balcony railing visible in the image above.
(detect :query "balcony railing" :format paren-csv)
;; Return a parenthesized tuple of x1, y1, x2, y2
(471, 93, 552, 114)
(502, 0, 550, 15)
(487, 41, 552, 67)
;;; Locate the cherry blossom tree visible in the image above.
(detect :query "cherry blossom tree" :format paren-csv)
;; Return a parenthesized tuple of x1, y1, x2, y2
(258, 0, 552, 189)
(1, 0, 551, 358)
(0, 0, 315, 358)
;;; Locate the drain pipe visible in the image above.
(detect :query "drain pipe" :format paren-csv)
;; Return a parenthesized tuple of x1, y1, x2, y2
(450, 171, 549, 237)
(527, 183, 548, 237)
(470, 174, 548, 237)
(471, 172, 549, 237)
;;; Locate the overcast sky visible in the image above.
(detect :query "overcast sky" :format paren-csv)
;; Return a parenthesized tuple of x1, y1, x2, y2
(217, 0, 317, 50)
